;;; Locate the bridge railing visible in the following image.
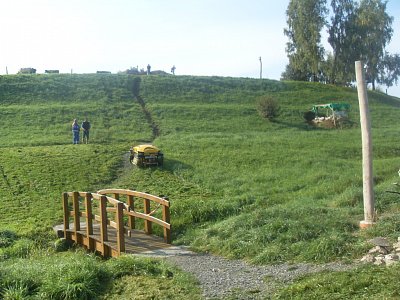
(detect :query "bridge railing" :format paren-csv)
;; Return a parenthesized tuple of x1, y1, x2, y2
(62, 189, 170, 258)
(97, 188, 171, 243)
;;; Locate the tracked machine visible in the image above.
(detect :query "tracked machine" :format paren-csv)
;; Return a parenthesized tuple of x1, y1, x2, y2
(129, 144, 164, 167)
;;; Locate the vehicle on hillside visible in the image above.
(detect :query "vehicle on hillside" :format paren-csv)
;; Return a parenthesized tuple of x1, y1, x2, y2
(129, 144, 163, 167)
(308, 102, 350, 128)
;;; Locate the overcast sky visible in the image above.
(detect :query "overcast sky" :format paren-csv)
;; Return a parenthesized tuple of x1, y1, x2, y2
(0, 0, 399, 97)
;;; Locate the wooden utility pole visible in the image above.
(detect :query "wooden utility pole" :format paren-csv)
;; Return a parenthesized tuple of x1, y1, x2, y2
(355, 60, 375, 228)
(259, 56, 262, 79)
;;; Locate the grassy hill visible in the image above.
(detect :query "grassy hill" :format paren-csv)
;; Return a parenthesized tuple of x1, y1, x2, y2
(1, 73, 400, 298)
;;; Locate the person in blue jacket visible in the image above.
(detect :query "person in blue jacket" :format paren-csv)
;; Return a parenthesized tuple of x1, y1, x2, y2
(72, 119, 80, 144)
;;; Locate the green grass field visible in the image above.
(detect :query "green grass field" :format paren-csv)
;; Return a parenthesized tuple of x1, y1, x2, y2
(1, 73, 400, 298)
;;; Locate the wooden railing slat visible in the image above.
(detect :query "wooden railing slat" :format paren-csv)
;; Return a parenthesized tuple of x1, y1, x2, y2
(97, 189, 170, 207)
(125, 210, 171, 229)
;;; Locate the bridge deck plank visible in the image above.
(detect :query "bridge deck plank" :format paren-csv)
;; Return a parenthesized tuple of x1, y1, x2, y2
(66, 224, 171, 254)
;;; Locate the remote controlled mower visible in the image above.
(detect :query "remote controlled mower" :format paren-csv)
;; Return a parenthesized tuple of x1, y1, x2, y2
(129, 144, 163, 167)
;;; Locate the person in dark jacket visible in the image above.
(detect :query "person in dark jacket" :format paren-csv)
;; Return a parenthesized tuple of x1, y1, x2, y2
(81, 118, 91, 144)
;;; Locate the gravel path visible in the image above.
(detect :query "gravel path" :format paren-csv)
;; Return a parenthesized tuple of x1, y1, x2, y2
(137, 246, 357, 299)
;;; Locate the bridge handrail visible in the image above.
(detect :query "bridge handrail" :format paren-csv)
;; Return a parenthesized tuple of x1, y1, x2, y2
(97, 189, 170, 207)
(62, 189, 171, 258)
(97, 188, 171, 240)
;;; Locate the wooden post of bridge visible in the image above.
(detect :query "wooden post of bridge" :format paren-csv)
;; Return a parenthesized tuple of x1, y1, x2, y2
(144, 198, 152, 234)
(355, 60, 375, 228)
(99, 195, 109, 257)
(113, 192, 120, 226)
(84, 192, 94, 251)
(62, 193, 70, 239)
(127, 195, 135, 231)
(162, 197, 171, 243)
(116, 202, 125, 254)
(72, 192, 81, 243)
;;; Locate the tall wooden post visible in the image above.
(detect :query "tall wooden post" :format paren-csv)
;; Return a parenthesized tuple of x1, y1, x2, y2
(143, 198, 152, 234)
(116, 202, 125, 254)
(72, 192, 80, 242)
(62, 193, 70, 239)
(259, 56, 262, 79)
(84, 193, 94, 250)
(127, 195, 135, 230)
(100, 195, 109, 256)
(355, 61, 375, 228)
(162, 201, 171, 243)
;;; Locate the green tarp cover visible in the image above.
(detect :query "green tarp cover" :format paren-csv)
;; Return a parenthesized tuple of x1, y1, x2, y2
(312, 103, 350, 113)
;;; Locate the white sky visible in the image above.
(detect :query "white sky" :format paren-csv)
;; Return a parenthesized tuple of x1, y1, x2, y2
(0, 0, 399, 97)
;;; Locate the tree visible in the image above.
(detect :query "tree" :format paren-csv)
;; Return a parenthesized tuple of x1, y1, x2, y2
(355, 0, 393, 89)
(377, 53, 400, 89)
(284, 0, 399, 89)
(326, 0, 394, 89)
(281, 57, 310, 81)
(283, 0, 327, 82)
(327, 0, 356, 84)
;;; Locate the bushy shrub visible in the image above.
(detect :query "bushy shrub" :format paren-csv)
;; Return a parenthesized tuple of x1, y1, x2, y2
(256, 96, 280, 120)
(0, 231, 18, 248)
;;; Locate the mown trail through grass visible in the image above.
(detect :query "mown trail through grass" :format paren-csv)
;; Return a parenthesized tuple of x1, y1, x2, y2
(127, 76, 160, 140)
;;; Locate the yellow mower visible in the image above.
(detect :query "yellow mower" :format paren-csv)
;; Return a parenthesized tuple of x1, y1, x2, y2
(129, 144, 163, 167)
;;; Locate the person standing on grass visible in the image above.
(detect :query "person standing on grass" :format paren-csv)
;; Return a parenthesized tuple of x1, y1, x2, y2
(72, 119, 80, 144)
(81, 118, 91, 144)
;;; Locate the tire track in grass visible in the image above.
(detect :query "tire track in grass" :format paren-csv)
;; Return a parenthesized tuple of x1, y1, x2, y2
(127, 76, 160, 141)
(135, 94, 160, 140)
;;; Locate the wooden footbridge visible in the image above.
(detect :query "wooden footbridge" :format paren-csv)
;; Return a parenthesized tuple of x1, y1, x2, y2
(61, 189, 171, 258)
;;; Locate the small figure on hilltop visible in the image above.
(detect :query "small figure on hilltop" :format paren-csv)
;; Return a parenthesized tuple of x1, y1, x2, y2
(81, 118, 91, 144)
(71, 119, 80, 144)
(147, 64, 151, 75)
(171, 65, 176, 75)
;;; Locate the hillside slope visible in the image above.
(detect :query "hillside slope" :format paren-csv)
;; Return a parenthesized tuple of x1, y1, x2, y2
(1, 74, 400, 265)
